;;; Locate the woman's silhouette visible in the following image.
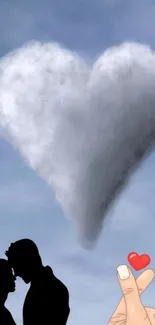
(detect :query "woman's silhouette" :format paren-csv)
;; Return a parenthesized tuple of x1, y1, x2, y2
(0, 259, 16, 325)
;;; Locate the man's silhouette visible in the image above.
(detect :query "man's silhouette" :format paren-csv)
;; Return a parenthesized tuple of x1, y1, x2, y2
(0, 259, 16, 325)
(5, 239, 70, 325)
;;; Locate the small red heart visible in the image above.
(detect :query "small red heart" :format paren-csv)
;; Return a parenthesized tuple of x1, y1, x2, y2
(128, 252, 151, 271)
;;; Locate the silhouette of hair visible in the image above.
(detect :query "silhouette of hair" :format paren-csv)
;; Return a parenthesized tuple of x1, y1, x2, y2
(5, 239, 42, 266)
(0, 258, 10, 273)
(0, 259, 10, 283)
(0, 259, 15, 294)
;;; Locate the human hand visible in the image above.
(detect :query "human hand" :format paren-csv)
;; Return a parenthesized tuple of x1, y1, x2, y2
(108, 265, 155, 325)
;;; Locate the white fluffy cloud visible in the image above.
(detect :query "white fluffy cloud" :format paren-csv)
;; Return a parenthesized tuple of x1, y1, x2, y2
(0, 41, 155, 245)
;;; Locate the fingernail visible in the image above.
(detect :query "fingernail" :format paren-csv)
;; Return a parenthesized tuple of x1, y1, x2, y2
(117, 265, 130, 280)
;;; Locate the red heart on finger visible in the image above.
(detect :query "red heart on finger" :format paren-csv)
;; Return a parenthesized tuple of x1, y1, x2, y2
(128, 252, 151, 271)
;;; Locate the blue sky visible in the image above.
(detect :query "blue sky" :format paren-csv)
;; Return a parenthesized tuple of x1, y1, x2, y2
(1, 0, 155, 324)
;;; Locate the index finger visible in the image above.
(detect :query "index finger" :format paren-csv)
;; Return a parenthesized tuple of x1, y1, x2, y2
(117, 265, 145, 317)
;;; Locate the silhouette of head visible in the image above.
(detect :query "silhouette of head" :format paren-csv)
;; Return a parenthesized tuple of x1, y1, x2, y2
(5, 239, 42, 284)
(0, 259, 16, 304)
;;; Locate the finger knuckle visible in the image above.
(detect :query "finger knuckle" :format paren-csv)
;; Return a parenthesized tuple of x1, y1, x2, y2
(108, 313, 125, 325)
(123, 287, 135, 296)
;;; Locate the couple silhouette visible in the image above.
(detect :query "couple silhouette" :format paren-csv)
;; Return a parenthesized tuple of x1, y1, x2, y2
(0, 238, 70, 325)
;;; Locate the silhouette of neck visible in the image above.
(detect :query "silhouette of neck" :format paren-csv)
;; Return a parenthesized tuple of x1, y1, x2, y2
(30, 262, 43, 282)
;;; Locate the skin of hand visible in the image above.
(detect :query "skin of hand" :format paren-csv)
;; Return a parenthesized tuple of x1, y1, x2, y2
(108, 265, 155, 325)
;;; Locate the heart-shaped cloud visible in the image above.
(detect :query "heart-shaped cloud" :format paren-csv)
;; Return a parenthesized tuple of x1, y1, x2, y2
(0, 41, 155, 245)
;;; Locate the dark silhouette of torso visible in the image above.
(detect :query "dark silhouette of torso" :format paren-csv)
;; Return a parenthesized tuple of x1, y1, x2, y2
(0, 306, 16, 325)
(23, 266, 70, 325)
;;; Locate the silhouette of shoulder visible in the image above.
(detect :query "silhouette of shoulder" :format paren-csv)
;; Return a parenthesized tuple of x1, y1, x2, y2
(23, 266, 70, 325)
(0, 307, 16, 325)
(43, 266, 69, 293)
(32, 266, 69, 297)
